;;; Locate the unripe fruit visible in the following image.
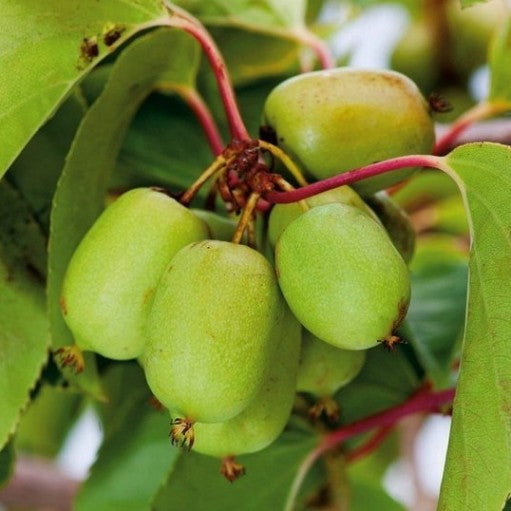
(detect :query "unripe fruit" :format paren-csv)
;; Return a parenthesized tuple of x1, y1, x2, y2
(143, 240, 281, 424)
(61, 188, 209, 360)
(192, 301, 301, 458)
(447, 0, 508, 78)
(390, 20, 439, 94)
(268, 185, 377, 246)
(297, 329, 366, 397)
(263, 68, 435, 196)
(275, 203, 410, 350)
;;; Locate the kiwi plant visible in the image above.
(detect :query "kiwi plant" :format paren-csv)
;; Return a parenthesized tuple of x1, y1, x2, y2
(4, 1, 511, 510)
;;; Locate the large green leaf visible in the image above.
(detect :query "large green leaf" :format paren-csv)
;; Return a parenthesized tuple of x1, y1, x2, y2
(0, 0, 167, 179)
(6, 92, 86, 233)
(47, 28, 200, 397)
(173, 0, 307, 32)
(172, 0, 303, 85)
(0, 182, 49, 449)
(153, 430, 322, 511)
(76, 364, 179, 511)
(438, 143, 511, 510)
(335, 346, 421, 425)
(489, 17, 511, 103)
(404, 237, 468, 388)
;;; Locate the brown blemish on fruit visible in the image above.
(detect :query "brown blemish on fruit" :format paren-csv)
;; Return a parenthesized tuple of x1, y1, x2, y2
(142, 287, 155, 305)
(148, 396, 164, 411)
(220, 456, 246, 482)
(392, 298, 409, 332)
(59, 296, 68, 316)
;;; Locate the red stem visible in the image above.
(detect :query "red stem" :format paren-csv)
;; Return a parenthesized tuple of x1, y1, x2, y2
(434, 101, 511, 155)
(178, 87, 225, 156)
(265, 154, 444, 204)
(285, 386, 455, 511)
(345, 425, 393, 464)
(319, 387, 454, 456)
(167, 11, 250, 142)
(292, 28, 336, 70)
(434, 117, 476, 156)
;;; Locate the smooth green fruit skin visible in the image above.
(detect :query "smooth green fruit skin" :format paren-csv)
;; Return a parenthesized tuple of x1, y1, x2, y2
(268, 185, 378, 246)
(192, 302, 301, 457)
(275, 203, 411, 350)
(61, 188, 209, 360)
(143, 240, 281, 423)
(297, 329, 366, 396)
(365, 191, 415, 264)
(263, 68, 435, 196)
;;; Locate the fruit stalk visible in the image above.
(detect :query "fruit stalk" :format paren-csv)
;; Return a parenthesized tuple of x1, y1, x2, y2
(266, 154, 445, 204)
(434, 100, 511, 155)
(284, 386, 455, 511)
(165, 3, 250, 142)
(174, 86, 225, 156)
(290, 27, 336, 70)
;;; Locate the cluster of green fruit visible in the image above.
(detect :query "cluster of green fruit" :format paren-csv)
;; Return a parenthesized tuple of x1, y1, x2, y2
(58, 67, 434, 478)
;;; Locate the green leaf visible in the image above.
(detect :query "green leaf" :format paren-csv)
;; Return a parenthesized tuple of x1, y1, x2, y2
(76, 364, 179, 511)
(335, 346, 421, 425)
(172, 0, 303, 85)
(209, 28, 299, 85)
(0, 441, 15, 489)
(489, 18, 511, 103)
(114, 94, 213, 194)
(153, 430, 321, 511)
(47, 28, 200, 398)
(6, 92, 86, 233)
(16, 385, 82, 458)
(404, 237, 468, 388)
(173, 0, 307, 31)
(0, 0, 167, 179)
(460, 0, 492, 7)
(0, 182, 50, 449)
(438, 143, 511, 510)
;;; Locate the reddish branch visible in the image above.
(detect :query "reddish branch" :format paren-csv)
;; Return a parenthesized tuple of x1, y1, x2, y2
(266, 154, 445, 204)
(345, 425, 394, 464)
(166, 6, 250, 142)
(177, 87, 224, 156)
(434, 101, 511, 155)
(285, 386, 455, 511)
